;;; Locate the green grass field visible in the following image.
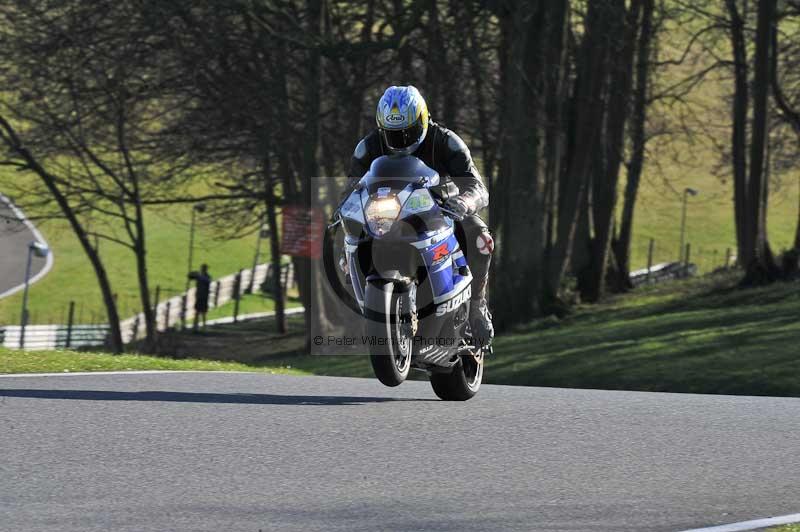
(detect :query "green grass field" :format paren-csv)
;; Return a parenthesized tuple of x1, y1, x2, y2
(0, 346, 304, 375)
(0, 198, 267, 325)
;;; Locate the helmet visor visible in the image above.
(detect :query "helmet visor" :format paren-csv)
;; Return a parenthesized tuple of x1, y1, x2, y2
(380, 120, 424, 151)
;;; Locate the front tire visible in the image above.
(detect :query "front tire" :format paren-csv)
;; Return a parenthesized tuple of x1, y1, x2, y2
(365, 281, 412, 387)
(430, 352, 483, 401)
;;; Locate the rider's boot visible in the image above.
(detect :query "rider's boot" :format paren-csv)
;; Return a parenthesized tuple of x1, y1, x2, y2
(469, 298, 494, 348)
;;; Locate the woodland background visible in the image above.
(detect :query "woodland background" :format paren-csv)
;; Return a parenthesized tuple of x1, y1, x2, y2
(0, 0, 798, 353)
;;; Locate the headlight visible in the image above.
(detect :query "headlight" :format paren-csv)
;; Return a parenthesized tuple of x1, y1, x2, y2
(365, 196, 401, 236)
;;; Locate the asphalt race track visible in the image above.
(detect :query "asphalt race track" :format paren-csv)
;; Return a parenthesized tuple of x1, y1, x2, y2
(1, 372, 798, 532)
(0, 194, 50, 299)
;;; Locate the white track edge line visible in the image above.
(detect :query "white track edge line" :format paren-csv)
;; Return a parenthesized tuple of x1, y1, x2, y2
(0, 370, 313, 378)
(0, 370, 200, 378)
(679, 512, 800, 532)
(0, 193, 55, 300)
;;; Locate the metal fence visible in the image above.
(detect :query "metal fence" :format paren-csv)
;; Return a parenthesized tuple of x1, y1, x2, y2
(121, 262, 294, 342)
(632, 238, 737, 278)
(1, 262, 294, 350)
(630, 262, 699, 287)
(1, 324, 110, 350)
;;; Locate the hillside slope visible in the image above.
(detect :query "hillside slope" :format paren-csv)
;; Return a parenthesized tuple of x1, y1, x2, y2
(127, 271, 800, 397)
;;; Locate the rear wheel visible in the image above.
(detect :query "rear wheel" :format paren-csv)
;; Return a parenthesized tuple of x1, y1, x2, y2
(365, 282, 412, 387)
(430, 351, 483, 401)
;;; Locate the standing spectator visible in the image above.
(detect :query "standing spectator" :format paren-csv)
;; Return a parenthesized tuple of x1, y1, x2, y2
(189, 263, 211, 331)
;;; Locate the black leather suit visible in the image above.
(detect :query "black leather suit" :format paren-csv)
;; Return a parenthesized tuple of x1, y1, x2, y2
(346, 120, 492, 301)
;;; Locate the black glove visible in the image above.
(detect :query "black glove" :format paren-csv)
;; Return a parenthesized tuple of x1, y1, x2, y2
(443, 197, 469, 221)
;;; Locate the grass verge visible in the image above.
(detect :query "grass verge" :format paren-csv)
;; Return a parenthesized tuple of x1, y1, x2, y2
(486, 271, 800, 396)
(2, 271, 799, 398)
(0, 347, 305, 376)
(148, 270, 800, 397)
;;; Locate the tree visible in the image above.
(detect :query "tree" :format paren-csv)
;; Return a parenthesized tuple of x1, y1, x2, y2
(490, 0, 569, 325)
(0, 1, 203, 348)
(770, 0, 800, 250)
(613, 0, 656, 288)
(725, 0, 780, 283)
(579, 0, 642, 301)
(545, 0, 618, 308)
(0, 116, 124, 353)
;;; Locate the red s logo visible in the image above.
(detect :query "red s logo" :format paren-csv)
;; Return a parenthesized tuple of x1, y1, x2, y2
(432, 242, 449, 262)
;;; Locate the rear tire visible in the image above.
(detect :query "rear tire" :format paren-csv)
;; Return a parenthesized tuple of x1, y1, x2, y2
(365, 282, 412, 387)
(430, 353, 483, 401)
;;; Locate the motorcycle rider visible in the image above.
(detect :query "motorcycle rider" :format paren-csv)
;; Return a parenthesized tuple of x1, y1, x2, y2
(345, 85, 494, 346)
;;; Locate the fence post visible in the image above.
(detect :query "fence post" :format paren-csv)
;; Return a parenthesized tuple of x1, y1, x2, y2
(180, 295, 187, 329)
(281, 263, 294, 291)
(725, 248, 731, 269)
(164, 300, 171, 330)
(153, 285, 161, 313)
(684, 243, 691, 277)
(246, 263, 256, 295)
(646, 238, 655, 283)
(233, 270, 242, 323)
(65, 301, 75, 349)
(131, 315, 140, 342)
(213, 281, 221, 307)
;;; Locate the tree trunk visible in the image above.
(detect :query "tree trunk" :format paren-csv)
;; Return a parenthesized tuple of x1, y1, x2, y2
(391, 0, 413, 75)
(297, 0, 333, 348)
(614, 0, 654, 288)
(0, 117, 124, 353)
(425, 0, 446, 120)
(262, 155, 287, 334)
(545, 0, 611, 309)
(742, 0, 778, 283)
(583, 0, 640, 302)
(133, 200, 155, 350)
(796, 177, 800, 250)
(571, 187, 593, 301)
(463, 4, 496, 180)
(493, 0, 558, 327)
(542, 0, 570, 257)
(726, 0, 750, 264)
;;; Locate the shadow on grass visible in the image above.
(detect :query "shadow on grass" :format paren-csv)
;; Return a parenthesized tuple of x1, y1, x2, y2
(146, 273, 800, 396)
(0, 388, 431, 405)
(486, 276, 800, 395)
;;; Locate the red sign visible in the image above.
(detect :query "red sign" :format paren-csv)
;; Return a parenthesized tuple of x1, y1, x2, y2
(281, 205, 324, 259)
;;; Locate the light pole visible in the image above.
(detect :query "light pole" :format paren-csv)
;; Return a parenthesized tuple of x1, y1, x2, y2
(19, 241, 50, 349)
(185, 203, 206, 291)
(679, 187, 699, 262)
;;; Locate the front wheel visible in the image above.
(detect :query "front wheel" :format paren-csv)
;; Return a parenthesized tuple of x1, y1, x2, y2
(365, 281, 412, 387)
(430, 352, 483, 401)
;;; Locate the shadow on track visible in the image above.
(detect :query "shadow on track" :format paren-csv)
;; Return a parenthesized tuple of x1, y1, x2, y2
(0, 389, 434, 405)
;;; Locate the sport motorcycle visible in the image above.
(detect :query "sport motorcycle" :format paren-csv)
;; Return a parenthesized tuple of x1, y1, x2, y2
(323, 155, 489, 401)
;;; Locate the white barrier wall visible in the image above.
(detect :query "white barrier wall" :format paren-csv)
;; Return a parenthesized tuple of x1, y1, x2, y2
(1, 262, 294, 349)
(120, 262, 293, 342)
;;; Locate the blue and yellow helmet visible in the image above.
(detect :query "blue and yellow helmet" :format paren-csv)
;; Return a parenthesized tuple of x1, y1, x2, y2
(376, 85, 429, 154)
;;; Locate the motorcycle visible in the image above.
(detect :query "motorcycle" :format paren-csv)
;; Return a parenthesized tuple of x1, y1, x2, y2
(323, 155, 488, 400)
